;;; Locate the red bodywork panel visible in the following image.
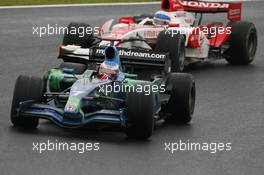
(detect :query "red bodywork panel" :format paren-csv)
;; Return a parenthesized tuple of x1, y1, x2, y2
(209, 29, 231, 47)
(201, 22, 231, 47)
(118, 16, 136, 24)
(209, 32, 230, 47)
(228, 3, 242, 22)
(187, 22, 232, 48)
(188, 27, 203, 48)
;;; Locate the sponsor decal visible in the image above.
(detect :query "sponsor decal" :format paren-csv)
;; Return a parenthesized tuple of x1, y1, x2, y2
(143, 30, 160, 38)
(95, 48, 166, 60)
(173, 0, 229, 9)
(65, 105, 77, 112)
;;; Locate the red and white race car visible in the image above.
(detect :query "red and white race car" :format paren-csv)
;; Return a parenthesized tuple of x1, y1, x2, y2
(60, 0, 257, 73)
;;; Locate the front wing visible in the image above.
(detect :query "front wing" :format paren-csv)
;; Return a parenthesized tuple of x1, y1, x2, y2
(17, 101, 126, 128)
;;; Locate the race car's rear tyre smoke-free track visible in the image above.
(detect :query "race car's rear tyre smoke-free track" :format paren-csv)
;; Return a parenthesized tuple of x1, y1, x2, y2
(11, 75, 44, 129)
(225, 21, 258, 65)
(156, 30, 185, 72)
(165, 73, 195, 124)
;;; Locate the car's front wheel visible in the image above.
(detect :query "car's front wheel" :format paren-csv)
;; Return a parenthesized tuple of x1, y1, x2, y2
(165, 73, 196, 124)
(10, 75, 45, 129)
(125, 90, 154, 139)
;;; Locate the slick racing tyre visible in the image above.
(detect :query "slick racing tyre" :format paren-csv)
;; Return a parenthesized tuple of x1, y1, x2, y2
(125, 90, 154, 139)
(156, 30, 185, 72)
(165, 73, 195, 124)
(63, 22, 94, 48)
(59, 62, 87, 75)
(10, 75, 45, 129)
(225, 21, 257, 65)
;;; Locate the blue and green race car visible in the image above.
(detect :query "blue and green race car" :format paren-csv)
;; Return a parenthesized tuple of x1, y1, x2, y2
(10, 46, 196, 139)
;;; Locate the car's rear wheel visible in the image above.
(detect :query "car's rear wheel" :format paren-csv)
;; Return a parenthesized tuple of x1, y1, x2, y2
(10, 75, 44, 128)
(63, 22, 94, 48)
(225, 21, 257, 65)
(156, 30, 185, 72)
(165, 73, 195, 124)
(125, 90, 154, 139)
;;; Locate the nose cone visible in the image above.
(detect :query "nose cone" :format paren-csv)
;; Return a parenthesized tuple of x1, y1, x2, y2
(64, 96, 81, 118)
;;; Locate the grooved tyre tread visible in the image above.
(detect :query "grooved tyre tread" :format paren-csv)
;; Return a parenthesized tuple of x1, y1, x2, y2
(225, 21, 258, 65)
(10, 75, 44, 128)
(156, 30, 185, 72)
(125, 91, 154, 139)
(165, 73, 196, 124)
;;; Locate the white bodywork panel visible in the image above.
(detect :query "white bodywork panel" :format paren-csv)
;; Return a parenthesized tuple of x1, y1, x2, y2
(99, 11, 210, 60)
(186, 36, 209, 58)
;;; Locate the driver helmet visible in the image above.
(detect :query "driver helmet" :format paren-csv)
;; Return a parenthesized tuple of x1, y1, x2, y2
(153, 10, 171, 25)
(97, 46, 121, 80)
(98, 62, 119, 80)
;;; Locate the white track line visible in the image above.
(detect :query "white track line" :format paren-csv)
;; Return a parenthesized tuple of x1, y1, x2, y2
(0, 0, 260, 9)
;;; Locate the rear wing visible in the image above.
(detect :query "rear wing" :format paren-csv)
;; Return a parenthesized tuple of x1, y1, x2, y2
(161, 0, 242, 21)
(58, 45, 168, 68)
